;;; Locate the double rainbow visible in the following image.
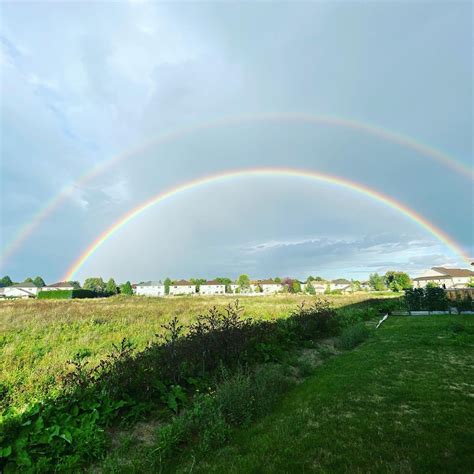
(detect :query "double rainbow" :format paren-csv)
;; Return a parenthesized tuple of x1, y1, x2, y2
(1, 112, 472, 271)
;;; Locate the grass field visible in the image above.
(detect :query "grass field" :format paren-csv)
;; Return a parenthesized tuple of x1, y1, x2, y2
(170, 315, 474, 473)
(0, 293, 396, 410)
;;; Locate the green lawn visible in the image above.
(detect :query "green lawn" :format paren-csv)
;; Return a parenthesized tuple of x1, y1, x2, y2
(176, 315, 474, 473)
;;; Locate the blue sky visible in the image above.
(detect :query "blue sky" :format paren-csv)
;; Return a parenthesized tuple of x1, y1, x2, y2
(0, 1, 472, 283)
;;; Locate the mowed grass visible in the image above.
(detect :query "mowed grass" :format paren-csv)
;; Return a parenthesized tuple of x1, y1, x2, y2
(0, 293, 392, 409)
(176, 315, 474, 473)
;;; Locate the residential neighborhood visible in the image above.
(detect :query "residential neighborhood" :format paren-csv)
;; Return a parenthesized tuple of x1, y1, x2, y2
(1, 267, 473, 299)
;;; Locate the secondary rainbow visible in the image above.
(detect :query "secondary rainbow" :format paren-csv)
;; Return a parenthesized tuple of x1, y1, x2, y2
(2, 112, 472, 271)
(63, 167, 470, 280)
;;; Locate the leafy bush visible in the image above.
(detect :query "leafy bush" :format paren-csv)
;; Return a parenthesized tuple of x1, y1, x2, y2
(337, 323, 371, 350)
(405, 287, 449, 312)
(37, 289, 96, 300)
(453, 294, 473, 313)
(38, 290, 73, 300)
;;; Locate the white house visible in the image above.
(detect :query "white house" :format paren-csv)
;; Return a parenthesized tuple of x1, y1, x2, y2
(135, 281, 165, 297)
(259, 280, 283, 294)
(330, 279, 352, 293)
(199, 280, 226, 295)
(309, 281, 327, 294)
(413, 267, 474, 289)
(4, 282, 41, 298)
(41, 282, 74, 292)
(169, 280, 196, 296)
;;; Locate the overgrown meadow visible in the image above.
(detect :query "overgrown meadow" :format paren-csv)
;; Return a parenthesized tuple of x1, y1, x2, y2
(0, 293, 397, 410)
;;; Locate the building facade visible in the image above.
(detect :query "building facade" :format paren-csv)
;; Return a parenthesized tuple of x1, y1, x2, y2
(199, 280, 226, 295)
(169, 280, 196, 296)
(413, 267, 474, 289)
(135, 281, 165, 297)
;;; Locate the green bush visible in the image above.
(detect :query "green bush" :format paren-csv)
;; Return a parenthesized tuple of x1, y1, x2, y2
(405, 287, 449, 312)
(37, 289, 96, 300)
(337, 323, 371, 350)
(38, 290, 73, 300)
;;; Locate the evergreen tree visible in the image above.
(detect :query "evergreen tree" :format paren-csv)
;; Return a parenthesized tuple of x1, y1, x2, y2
(33, 276, 46, 287)
(0, 276, 13, 287)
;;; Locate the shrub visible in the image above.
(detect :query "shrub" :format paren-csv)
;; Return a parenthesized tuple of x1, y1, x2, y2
(337, 323, 371, 350)
(37, 289, 96, 300)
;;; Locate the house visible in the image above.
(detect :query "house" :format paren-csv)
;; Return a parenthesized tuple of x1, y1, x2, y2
(4, 282, 41, 298)
(330, 279, 352, 293)
(259, 280, 283, 294)
(360, 281, 371, 291)
(169, 280, 196, 296)
(413, 267, 474, 289)
(309, 281, 327, 294)
(229, 284, 240, 294)
(199, 280, 226, 295)
(135, 281, 165, 297)
(41, 282, 75, 291)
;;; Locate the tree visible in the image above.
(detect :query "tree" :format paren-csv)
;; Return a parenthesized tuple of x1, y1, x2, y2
(83, 277, 106, 294)
(68, 281, 81, 289)
(384, 271, 412, 290)
(291, 280, 302, 293)
(274, 277, 282, 283)
(120, 281, 133, 295)
(369, 273, 386, 291)
(24, 277, 34, 283)
(106, 278, 118, 295)
(33, 276, 46, 287)
(467, 278, 474, 288)
(0, 276, 13, 287)
(237, 274, 250, 289)
(306, 276, 315, 282)
(164, 278, 172, 295)
(190, 278, 206, 291)
(306, 281, 316, 295)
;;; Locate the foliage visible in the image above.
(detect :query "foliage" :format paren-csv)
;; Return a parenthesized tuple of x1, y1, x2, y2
(384, 271, 412, 291)
(83, 277, 106, 295)
(306, 282, 316, 295)
(369, 273, 386, 291)
(337, 323, 371, 349)
(24, 277, 34, 283)
(68, 281, 81, 289)
(405, 287, 449, 312)
(106, 278, 118, 295)
(33, 276, 46, 287)
(37, 289, 97, 300)
(190, 278, 207, 290)
(467, 278, 474, 288)
(164, 277, 172, 295)
(453, 294, 473, 313)
(119, 281, 133, 295)
(237, 274, 250, 289)
(0, 275, 13, 287)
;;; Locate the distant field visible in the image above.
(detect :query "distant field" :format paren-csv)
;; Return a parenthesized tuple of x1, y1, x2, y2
(0, 293, 396, 410)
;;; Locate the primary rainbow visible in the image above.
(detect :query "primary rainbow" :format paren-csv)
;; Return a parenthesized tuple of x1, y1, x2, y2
(1, 112, 472, 271)
(63, 167, 470, 280)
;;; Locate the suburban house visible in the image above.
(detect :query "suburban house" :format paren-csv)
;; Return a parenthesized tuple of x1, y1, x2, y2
(413, 267, 474, 289)
(229, 284, 240, 294)
(360, 281, 371, 291)
(259, 280, 283, 294)
(4, 282, 41, 298)
(135, 281, 165, 297)
(309, 281, 327, 294)
(169, 280, 196, 296)
(42, 282, 75, 291)
(330, 279, 352, 293)
(199, 280, 226, 295)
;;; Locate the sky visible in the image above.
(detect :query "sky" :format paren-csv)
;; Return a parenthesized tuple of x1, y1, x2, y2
(0, 1, 472, 284)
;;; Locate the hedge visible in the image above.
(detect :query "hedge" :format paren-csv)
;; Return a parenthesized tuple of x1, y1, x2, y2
(38, 289, 96, 300)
